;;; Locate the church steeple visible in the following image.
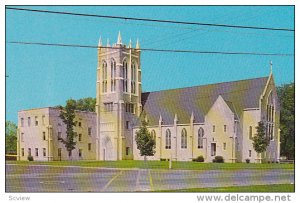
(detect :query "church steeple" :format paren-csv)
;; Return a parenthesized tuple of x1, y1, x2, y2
(117, 31, 122, 45)
(98, 36, 102, 47)
(136, 39, 140, 50)
(96, 32, 142, 161)
(129, 38, 132, 48)
(270, 61, 273, 74)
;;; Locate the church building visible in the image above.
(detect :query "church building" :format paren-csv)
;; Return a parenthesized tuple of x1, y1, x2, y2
(17, 32, 280, 163)
(95, 32, 280, 163)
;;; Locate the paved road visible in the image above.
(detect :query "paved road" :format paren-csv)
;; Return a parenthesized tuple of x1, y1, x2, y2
(5, 164, 294, 192)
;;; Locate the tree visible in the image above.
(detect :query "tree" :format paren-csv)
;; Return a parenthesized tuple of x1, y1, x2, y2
(55, 97, 96, 112)
(135, 120, 155, 161)
(277, 83, 295, 159)
(5, 121, 17, 154)
(252, 121, 270, 162)
(74, 97, 96, 112)
(58, 99, 78, 159)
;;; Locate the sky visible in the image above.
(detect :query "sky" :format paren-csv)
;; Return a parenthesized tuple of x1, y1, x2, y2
(6, 6, 294, 124)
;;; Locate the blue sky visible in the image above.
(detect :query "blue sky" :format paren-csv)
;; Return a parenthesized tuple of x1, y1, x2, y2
(6, 6, 294, 123)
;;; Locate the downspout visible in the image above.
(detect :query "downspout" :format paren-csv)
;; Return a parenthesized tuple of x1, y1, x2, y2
(17, 128, 20, 160)
(190, 112, 194, 160)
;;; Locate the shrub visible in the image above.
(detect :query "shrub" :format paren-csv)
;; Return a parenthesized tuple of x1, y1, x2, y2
(5, 155, 17, 161)
(246, 158, 250, 163)
(27, 155, 34, 161)
(160, 158, 166, 161)
(213, 156, 224, 163)
(194, 155, 204, 162)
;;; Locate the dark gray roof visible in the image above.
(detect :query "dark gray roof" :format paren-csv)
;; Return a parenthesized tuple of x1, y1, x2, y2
(141, 76, 269, 126)
(224, 100, 238, 120)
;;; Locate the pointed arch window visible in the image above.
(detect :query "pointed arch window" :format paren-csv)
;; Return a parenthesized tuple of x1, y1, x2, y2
(198, 127, 204, 149)
(131, 62, 136, 94)
(181, 128, 187, 149)
(102, 60, 107, 93)
(235, 137, 239, 151)
(266, 91, 275, 140)
(165, 129, 171, 149)
(123, 60, 128, 92)
(267, 91, 274, 122)
(249, 126, 253, 140)
(111, 59, 116, 92)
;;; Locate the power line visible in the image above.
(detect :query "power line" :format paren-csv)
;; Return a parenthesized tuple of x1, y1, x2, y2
(6, 41, 294, 57)
(6, 7, 294, 32)
(142, 8, 293, 47)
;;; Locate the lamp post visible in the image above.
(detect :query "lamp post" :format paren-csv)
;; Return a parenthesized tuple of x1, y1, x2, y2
(169, 153, 172, 169)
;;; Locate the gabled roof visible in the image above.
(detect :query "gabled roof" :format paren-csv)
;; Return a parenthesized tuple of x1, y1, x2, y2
(141, 76, 269, 126)
(224, 100, 238, 120)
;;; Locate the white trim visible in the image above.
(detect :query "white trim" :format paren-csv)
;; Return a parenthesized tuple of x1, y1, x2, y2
(259, 74, 272, 109)
(193, 123, 205, 125)
(161, 124, 174, 127)
(177, 124, 190, 126)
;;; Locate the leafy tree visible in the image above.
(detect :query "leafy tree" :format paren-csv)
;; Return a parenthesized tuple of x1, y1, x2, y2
(252, 121, 270, 160)
(74, 97, 96, 112)
(55, 97, 96, 112)
(5, 121, 17, 154)
(58, 99, 78, 159)
(277, 83, 295, 159)
(135, 120, 155, 161)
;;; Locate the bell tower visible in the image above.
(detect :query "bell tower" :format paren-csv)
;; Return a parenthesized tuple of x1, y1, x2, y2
(96, 32, 142, 160)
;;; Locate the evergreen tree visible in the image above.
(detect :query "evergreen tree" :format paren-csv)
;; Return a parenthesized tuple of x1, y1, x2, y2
(58, 99, 78, 159)
(135, 120, 155, 161)
(252, 121, 270, 159)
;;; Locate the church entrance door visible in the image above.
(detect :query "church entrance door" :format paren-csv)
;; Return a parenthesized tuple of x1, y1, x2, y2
(211, 143, 216, 156)
(102, 135, 113, 160)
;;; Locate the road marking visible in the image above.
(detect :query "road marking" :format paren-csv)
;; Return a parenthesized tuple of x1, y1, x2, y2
(40, 181, 65, 184)
(148, 169, 154, 191)
(101, 170, 123, 192)
(135, 170, 141, 191)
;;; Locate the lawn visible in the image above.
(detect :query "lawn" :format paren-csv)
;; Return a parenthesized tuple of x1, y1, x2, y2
(158, 184, 295, 192)
(6, 160, 294, 170)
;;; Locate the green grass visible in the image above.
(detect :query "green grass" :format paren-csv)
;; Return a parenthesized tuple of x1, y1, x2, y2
(6, 160, 294, 170)
(157, 184, 295, 192)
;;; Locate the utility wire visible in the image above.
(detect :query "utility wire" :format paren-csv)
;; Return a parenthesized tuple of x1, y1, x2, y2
(6, 41, 294, 57)
(6, 7, 294, 32)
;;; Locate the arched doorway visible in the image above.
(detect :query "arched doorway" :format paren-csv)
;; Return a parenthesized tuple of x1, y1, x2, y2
(102, 135, 113, 160)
